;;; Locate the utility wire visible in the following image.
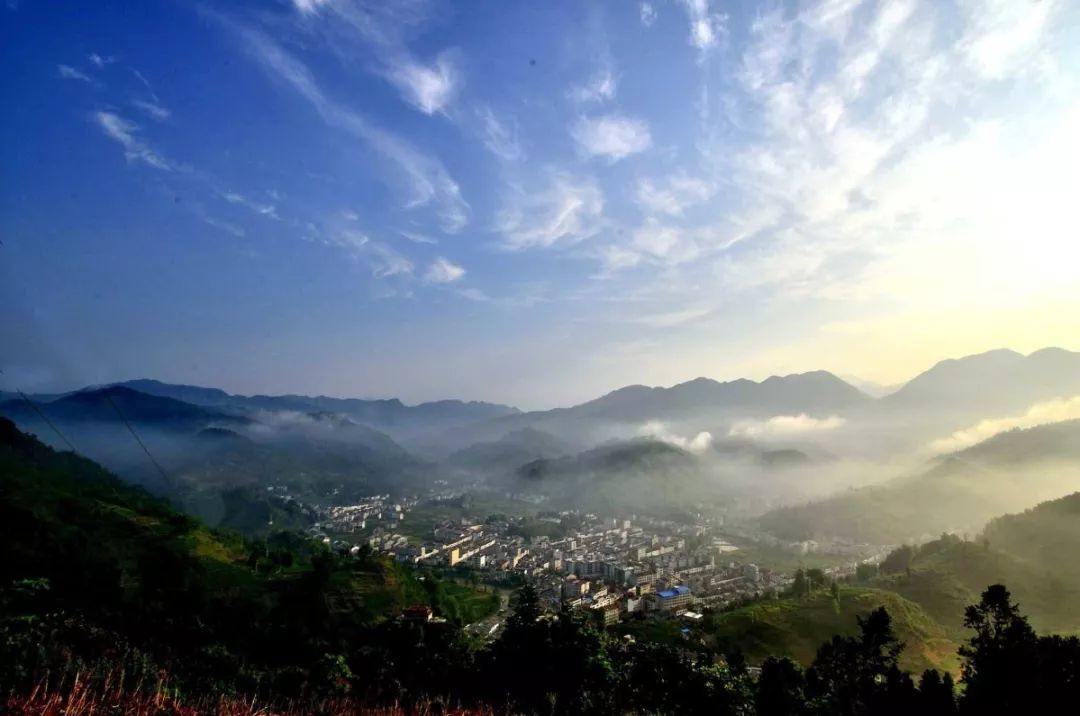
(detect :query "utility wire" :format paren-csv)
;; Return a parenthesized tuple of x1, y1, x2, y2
(0, 368, 79, 453)
(14, 388, 80, 454)
(100, 389, 172, 488)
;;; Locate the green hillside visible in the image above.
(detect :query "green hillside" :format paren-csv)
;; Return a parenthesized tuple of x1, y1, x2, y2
(984, 491, 1080, 590)
(0, 417, 496, 697)
(875, 534, 1080, 636)
(703, 587, 960, 675)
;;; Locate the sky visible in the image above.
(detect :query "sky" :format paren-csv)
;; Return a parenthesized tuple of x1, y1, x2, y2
(2, 0, 1080, 409)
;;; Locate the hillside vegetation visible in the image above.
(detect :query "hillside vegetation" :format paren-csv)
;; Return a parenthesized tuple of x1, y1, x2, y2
(874, 534, 1080, 636)
(0, 417, 496, 700)
(983, 490, 1080, 590)
(704, 587, 960, 675)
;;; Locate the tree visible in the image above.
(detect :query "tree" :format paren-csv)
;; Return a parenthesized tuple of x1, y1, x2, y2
(793, 569, 808, 597)
(917, 669, 956, 716)
(756, 657, 807, 716)
(880, 545, 915, 574)
(958, 584, 1037, 714)
(958, 584, 1080, 715)
(805, 607, 918, 716)
(855, 563, 878, 582)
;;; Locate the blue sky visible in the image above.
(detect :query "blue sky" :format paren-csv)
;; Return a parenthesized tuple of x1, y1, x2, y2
(2, 0, 1079, 408)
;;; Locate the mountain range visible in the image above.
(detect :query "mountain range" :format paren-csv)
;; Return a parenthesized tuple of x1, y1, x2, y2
(4, 346, 1080, 533)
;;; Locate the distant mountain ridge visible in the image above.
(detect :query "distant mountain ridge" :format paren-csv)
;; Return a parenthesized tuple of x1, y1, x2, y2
(883, 347, 1080, 416)
(560, 370, 871, 421)
(0, 385, 247, 431)
(110, 378, 520, 429)
(758, 418, 1080, 545)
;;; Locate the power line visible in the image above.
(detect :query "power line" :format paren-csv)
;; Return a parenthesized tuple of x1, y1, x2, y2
(100, 389, 172, 487)
(14, 388, 80, 454)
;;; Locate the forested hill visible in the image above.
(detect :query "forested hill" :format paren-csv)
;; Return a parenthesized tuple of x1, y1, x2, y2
(0, 417, 496, 699)
(983, 490, 1080, 592)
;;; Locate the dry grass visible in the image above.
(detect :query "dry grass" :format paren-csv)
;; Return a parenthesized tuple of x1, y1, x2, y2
(6, 672, 495, 716)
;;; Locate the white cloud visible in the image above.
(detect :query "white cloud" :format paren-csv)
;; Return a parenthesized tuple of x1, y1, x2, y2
(222, 191, 279, 219)
(636, 174, 713, 216)
(729, 414, 846, 438)
(596, 244, 643, 275)
(571, 114, 651, 161)
(678, 0, 727, 58)
(132, 69, 158, 98)
(367, 242, 414, 278)
(131, 98, 171, 121)
(687, 0, 1077, 317)
(424, 257, 466, 283)
(230, 21, 469, 232)
(630, 220, 700, 265)
(385, 50, 460, 115)
(288, 0, 464, 116)
(87, 53, 114, 68)
(640, 2, 657, 28)
(569, 68, 617, 104)
(495, 174, 604, 250)
(397, 229, 438, 244)
(58, 65, 92, 82)
(317, 228, 414, 279)
(292, 0, 329, 14)
(202, 215, 246, 237)
(930, 394, 1080, 454)
(92, 111, 173, 171)
(640, 420, 713, 453)
(477, 106, 523, 161)
(957, 0, 1057, 80)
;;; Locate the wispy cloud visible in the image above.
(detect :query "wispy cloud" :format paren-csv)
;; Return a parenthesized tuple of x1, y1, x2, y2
(424, 257, 465, 283)
(225, 18, 469, 232)
(640, 420, 713, 453)
(87, 53, 114, 68)
(58, 64, 93, 83)
(293, 0, 330, 13)
(221, 191, 279, 220)
(291, 0, 463, 115)
(495, 173, 604, 250)
(366, 241, 414, 279)
(571, 113, 651, 161)
(568, 67, 617, 104)
(384, 50, 460, 115)
(314, 226, 414, 280)
(640, 2, 657, 28)
(636, 174, 713, 216)
(131, 69, 159, 100)
(92, 111, 173, 171)
(131, 98, 171, 121)
(477, 106, 523, 161)
(678, 0, 727, 59)
(201, 215, 246, 237)
(930, 394, 1080, 454)
(730, 414, 846, 438)
(397, 229, 438, 244)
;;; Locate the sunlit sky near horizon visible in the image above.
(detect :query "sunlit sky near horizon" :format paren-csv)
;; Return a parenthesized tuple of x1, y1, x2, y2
(2, 0, 1080, 409)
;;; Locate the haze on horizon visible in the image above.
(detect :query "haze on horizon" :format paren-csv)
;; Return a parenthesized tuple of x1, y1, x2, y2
(3, 0, 1079, 409)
